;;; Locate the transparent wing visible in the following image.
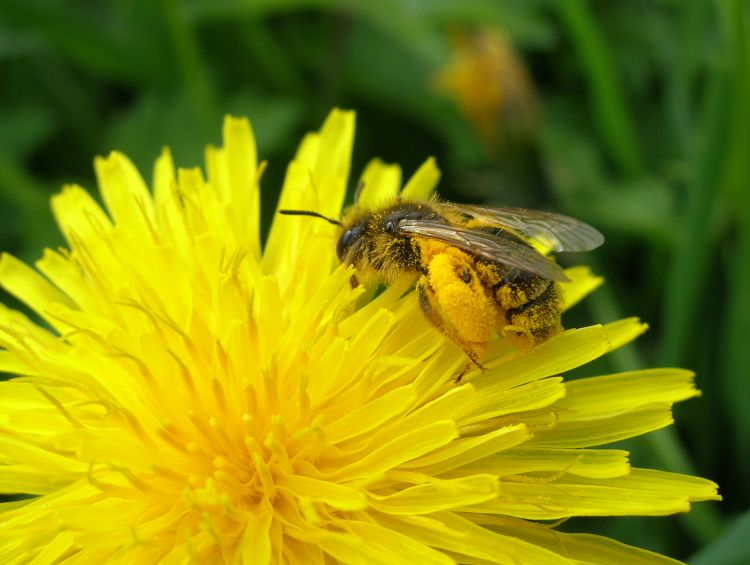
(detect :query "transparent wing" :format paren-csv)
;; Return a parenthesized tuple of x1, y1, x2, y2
(399, 219, 570, 282)
(441, 203, 604, 252)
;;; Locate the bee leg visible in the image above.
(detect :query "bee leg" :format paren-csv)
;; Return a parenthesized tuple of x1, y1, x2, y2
(501, 324, 534, 346)
(427, 252, 498, 365)
(417, 279, 485, 372)
(455, 362, 479, 384)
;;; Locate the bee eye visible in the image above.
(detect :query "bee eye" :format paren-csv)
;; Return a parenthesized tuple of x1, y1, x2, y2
(385, 220, 397, 233)
(337, 225, 363, 260)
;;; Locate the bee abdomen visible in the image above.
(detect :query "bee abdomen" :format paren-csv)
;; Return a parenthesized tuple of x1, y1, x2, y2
(502, 281, 564, 344)
(494, 269, 550, 310)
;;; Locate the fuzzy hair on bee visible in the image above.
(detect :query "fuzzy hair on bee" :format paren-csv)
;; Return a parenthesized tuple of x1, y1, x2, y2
(336, 198, 446, 282)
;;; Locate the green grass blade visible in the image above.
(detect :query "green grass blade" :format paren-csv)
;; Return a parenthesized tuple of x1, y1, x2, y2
(158, 0, 217, 129)
(718, 0, 750, 475)
(691, 511, 750, 565)
(665, 0, 711, 151)
(658, 0, 749, 370)
(2, 0, 149, 83)
(556, 0, 642, 177)
(239, 19, 307, 93)
(656, 64, 728, 367)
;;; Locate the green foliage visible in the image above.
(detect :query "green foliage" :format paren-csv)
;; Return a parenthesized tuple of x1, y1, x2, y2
(692, 510, 750, 565)
(0, 0, 745, 559)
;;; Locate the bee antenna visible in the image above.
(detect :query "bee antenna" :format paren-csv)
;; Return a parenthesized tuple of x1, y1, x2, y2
(278, 209, 341, 226)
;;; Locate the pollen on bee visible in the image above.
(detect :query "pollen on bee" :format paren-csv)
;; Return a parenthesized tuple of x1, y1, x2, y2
(496, 284, 528, 310)
(427, 251, 494, 344)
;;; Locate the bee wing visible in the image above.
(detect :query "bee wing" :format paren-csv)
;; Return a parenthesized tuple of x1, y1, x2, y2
(398, 219, 570, 282)
(441, 203, 604, 252)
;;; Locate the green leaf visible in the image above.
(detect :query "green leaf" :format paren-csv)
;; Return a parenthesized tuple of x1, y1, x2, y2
(555, 0, 642, 177)
(691, 511, 750, 565)
(658, 0, 749, 368)
(541, 122, 672, 241)
(344, 21, 483, 166)
(0, 155, 61, 264)
(2, 0, 155, 84)
(185, 0, 340, 21)
(718, 0, 750, 476)
(0, 104, 58, 160)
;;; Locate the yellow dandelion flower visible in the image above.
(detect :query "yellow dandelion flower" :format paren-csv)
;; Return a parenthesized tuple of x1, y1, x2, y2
(434, 28, 539, 147)
(0, 110, 718, 564)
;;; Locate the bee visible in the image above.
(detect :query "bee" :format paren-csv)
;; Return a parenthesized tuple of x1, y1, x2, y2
(280, 196, 603, 367)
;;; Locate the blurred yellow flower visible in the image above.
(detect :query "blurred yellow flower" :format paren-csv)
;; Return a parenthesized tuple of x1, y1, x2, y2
(0, 110, 718, 564)
(435, 28, 539, 148)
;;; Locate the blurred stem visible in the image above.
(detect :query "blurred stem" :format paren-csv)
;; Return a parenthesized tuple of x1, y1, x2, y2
(317, 10, 350, 114)
(159, 0, 216, 128)
(719, 0, 750, 472)
(185, 0, 339, 21)
(690, 509, 750, 565)
(657, 3, 737, 368)
(32, 58, 100, 156)
(666, 0, 710, 152)
(556, 0, 642, 177)
(240, 19, 306, 93)
(0, 155, 52, 255)
(2, 0, 143, 83)
(586, 258, 724, 544)
(0, 156, 48, 214)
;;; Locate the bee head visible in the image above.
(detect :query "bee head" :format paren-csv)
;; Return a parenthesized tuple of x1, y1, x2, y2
(336, 220, 367, 261)
(278, 208, 365, 264)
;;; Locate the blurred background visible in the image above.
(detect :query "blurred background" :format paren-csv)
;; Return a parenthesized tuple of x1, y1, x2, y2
(0, 0, 747, 562)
